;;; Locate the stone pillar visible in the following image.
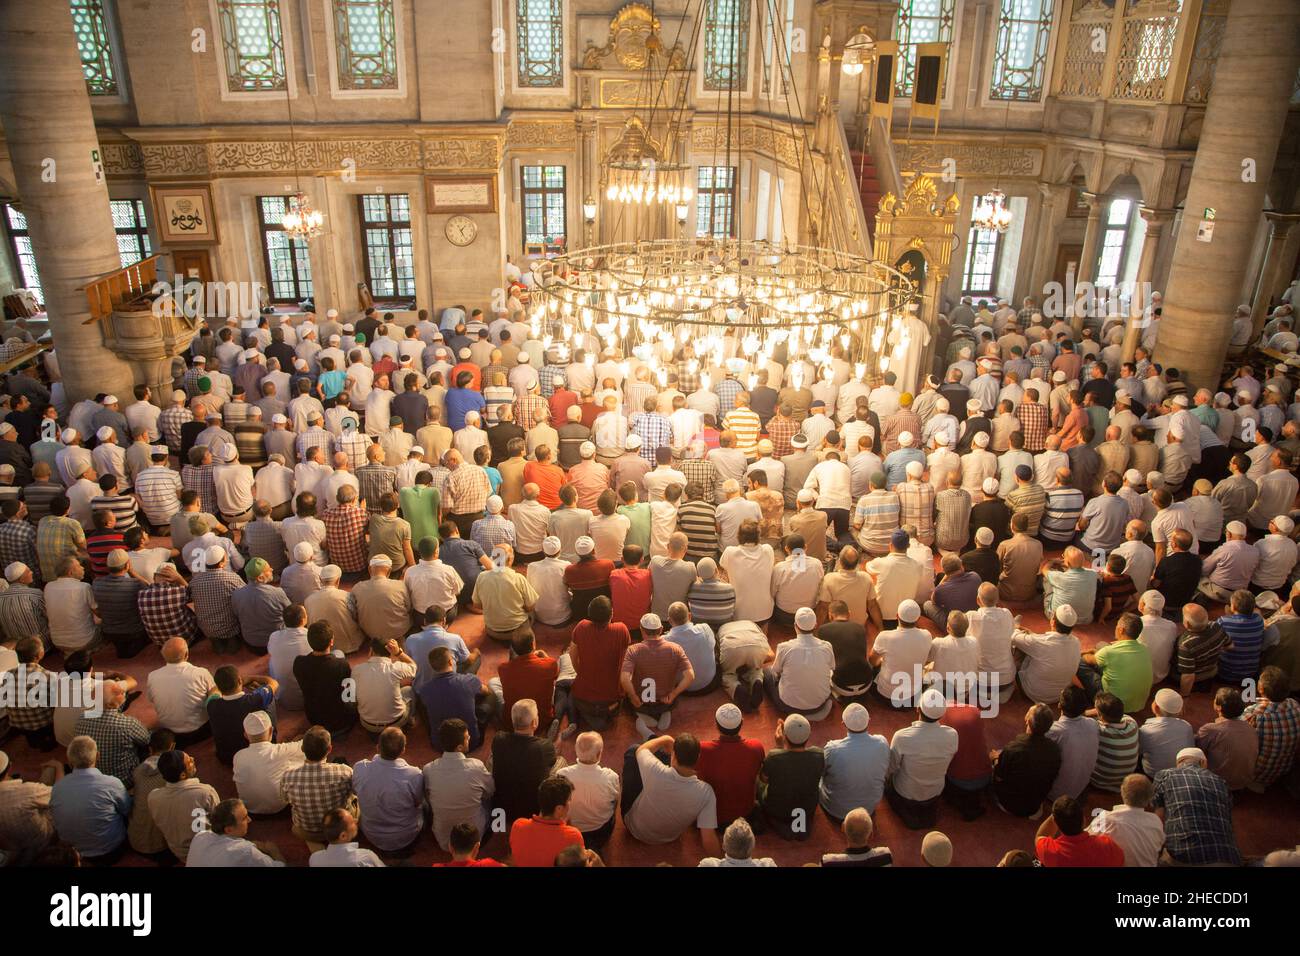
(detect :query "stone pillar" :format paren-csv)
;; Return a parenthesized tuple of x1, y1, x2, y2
(1071, 191, 1103, 335)
(0, 1, 135, 403)
(1154, 0, 1300, 388)
(1250, 212, 1300, 338)
(1121, 207, 1172, 362)
(1027, 181, 1062, 301)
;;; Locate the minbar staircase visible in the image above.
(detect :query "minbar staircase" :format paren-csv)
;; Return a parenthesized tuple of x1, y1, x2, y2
(849, 147, 882, 243)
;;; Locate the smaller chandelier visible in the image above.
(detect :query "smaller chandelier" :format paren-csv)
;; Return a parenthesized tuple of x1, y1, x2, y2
(283, 193, 324, 240)
(972, 189, 1014, 233)
(604, 157, 693, 207)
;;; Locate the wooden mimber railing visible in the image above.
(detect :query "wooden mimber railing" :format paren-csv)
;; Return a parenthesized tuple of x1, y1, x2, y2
(80, 255, 161, 325)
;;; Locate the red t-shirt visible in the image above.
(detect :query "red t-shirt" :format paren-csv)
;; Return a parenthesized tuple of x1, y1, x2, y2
(549, 390, 578, 428)
(497, 651, 559, 730)
(578, 402, 601, 429)
(564, 558, 613, 593)
(523, 461, 565, 509)
(941, 703, 991, 783)
(620, 637, 690, 704)
(608, 567, 652, 631)
(433, 858, 504, 867)
(450, 362, 482, 391)
(1036, 832, 1125, 867)
(570, 620, 631, 702)
(697, 735, 766, 824)
(509, 815, 585, 867)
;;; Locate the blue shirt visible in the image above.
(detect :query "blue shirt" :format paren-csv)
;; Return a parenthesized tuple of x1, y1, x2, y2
(1217, 612, 1265, 682)
(49, 768, 131, 858)
(351, 756, 425, 852)
(445, 388, 486, 431)
(417, 670, 485, 750)
(819, 732, 891, 818)
(666, 623, 717, 692)
(407, 625, 472, 687)
(882, 448, 925, 489)
(318, 369, 346, 399)
(440, 538, 487, 596)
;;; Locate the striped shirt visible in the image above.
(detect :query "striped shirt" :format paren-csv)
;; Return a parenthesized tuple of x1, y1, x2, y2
(1040, 487, 1085, 543)
(90, 493, 138, 533)
(93, 574, 144, 635)
(1175, 624, 1229, 684)
(1216, 612, 1265, 683)
(688, 578, 735, 623)
(0, 584, 48, 645)
(677, 499, 719, 559)
(134, 467, 184, 525)
(722, 409, 761, 459)
(1091, 715, 1140, 791)
(1006, 482, 1047, 535)
(21, 480, 65, 524)
(934, 488, 972, 553)
(85, 530, 126, 577)
(853, 490, 900, 555)
(356, 464, 400, 513)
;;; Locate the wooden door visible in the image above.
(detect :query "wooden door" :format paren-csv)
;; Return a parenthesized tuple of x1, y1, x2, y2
(1053, 243, 1083, 288)
(171, 248, 213, 286)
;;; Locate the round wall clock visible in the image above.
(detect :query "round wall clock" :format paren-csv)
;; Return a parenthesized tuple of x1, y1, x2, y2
(445, 214, 478, 247)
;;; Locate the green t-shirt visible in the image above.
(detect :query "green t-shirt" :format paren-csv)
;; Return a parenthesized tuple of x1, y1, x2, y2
(618, 502, 652, 552)
(1095, 639, 1153, 713)
(400, 485, 440, 548)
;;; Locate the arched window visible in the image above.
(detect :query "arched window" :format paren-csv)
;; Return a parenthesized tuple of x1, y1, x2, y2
(962, 195, 1004, 296)
(989, 0, 1054, 102)
(516, 0, 564, 89)
(894, 0, 956, 97)
(704, 0, 751, 92)
(1095, 198, 1137, 290)
(331, 0, 399, 91)
(70, 0, 120, 96)
(215, 0, 289, 93)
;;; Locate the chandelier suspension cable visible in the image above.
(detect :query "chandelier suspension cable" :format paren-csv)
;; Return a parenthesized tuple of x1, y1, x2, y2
(280, 76, 323, 241)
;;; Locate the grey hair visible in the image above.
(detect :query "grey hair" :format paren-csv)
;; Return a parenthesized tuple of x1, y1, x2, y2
(722, 818, 756, 860)
(1120, 773, 1154, 809)
(575, 731, 603, 763)
(67, 735, 98, 769)
(511, 698, 538, 731)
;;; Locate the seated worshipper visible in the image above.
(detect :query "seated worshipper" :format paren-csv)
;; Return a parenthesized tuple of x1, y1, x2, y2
(960, 526, 1001, 584)
(620, 613, 694, 739)
(763, 606, 835, 719)
(232, 710, 306, 815)
(352, 638, 418, 733)
(694, 703, 766, 828)
(1090, 691, 1141, 792)
(423, 720, 496, 852)
(688, 556, 736, 634)
(1085, 772, 1166, 868)
(230, 557, 292, 653)
(49, 735, 131, 864)
(1042, 547, 1099, 626)
(991, 702, 1062, 818)
(818, 600, 875, 705)
(1152, 747, 1241, 866)
(280, 542, 322, 606)
(490, 699, 561, 825)
(664, 601, 718, 695)
(620, 732, 720, 856)
(415, 640, 496, 750)
(1094, 553, 1138, 623)
(1216, 588, 1268, 685)
(754, 714, 824, 841)
(524, 535, 571, 626)
(1078, 612, 1153, 713)
(472, 545, 540, 644)
(885, 688, 960, 830)
(819, 703, 890, 821)
(438, 520, 493, 606)
(146, 637, 217, 747)
(923, 554, 982, 631)
(350, 554, 412, 644)
(869, 598, 933, 709)
(508, 774, 585, 867)
(561, 535, 612, 623)
(1011, 605, 1084, 704)
(147, 749, 220, 863)
(488, 629, 561, 738)
(1139, 688, 1196, 776)
(968, 582, 1017, 704)
(1152, 529, 1203, 611)
(352, 727, 425, 855)
(207, 665, 279, 765)
(1035, 795, 1125, 867)
(821, 807, 893, 867)
(279, 726, 357, 848)
(925, 610, 981, 701)
(1046, 685, 1100, 802)
(566, 596, 632, 732)
(1197, 521, 1260, 604)
(719, 519, 776, 624)
(609, 544, 653, 639)
(186, 797, 286, 867)
(404, 536, 464, 626)
(1244, 665, 1300, 791)
(1195, 686, 1259, 791)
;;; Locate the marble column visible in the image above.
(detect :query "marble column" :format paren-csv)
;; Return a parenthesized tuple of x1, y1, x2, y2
(1250, 212, 1300, 338)
(1153, 0, 1300, 388)
(1121, 207, 1172, 362)
(1027, 181, 1062, 301)
(1071, 191, 1103, 335)
(0, 0, 135, 402)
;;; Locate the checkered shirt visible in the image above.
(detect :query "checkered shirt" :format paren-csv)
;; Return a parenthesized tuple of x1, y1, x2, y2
(896, 479, 936, 543)
(36, 515, 85, 586)
(323, 504, 370, 573)
(471, 514, 516, 552)
(190, 568, 244, 641)
(676, 362, 701, 395)
(0, 519, 39, 583)
(1245, 698, 1300, 787)
(715, 378, 744, 414)
(159, 405, 193, 451)
(514, 394, 549, 431)
(1017, 401, 1050, 453)
(74, 710, 151, 786)
(296, 427, 335, 463)
(766, 416, 799, 460)
(630, 412, 673, 463)
(356, 464, 399, 513)
(138, 581, 199, 645)
(444, 464, 490, 516)
(7, 663, 53, 730)
(1152, 766, 1240, 865)
(280, 761, 355, 838)
(539, 364, 566, 397)
(337, 432, 371, 472)
(680, 459, 719, 503)
(181, 464, 220, 516)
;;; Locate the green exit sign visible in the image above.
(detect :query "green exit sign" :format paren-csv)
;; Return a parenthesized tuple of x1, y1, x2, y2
(1203, 207, 1216, 220)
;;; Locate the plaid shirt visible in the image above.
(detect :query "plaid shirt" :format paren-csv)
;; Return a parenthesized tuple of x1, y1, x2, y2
(539, 364, 566, 397)
(280, 760, 354, 838)
(181, 366, 206, 399)
(190, 568, 244, 641)
(0, 584, 48, 645)
(74, 710, 151, 786)
(630, 412, 673, 463)
(0, 519, 39, 584)
(1017, 401, 1050, 453)
(1245, 698, 1300, 787)
(896, 479, 936, 544)
(36, 515, 86, 584)
(680, 459, 718, 503)
(934, 487, 973, 552)
(676, 361, 701, 395)
(323, 504, 369, 573)
(296, 427, 334, 463)
(182, 464, 219, 516)
(337, 432, 371, 472)
(514, 394, 549, 431)
(766, 416, 799, 460)
(715, 378, 744, 414)
(356, 464, 399, 513)
(7, 663, 53, 729)
(138, 581, 199, 645)
(1152, 766, 1240, 865)
(159, 405, 193, 450)
(471, 514, 516, 552)
(444, 464, 490, 516)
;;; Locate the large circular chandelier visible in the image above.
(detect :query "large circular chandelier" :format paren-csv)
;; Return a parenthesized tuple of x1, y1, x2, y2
(529, 239, 916, 376)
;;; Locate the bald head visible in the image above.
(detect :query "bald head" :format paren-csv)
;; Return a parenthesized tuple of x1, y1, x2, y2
(162, 637, 188, 664)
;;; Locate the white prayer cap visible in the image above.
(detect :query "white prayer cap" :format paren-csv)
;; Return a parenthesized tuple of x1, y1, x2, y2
(243, 348, 257, 359)
(1273, 515, 1295, 535)
(320, 564, 342, 582)
(105, 550, 129, 570)
(1052, 370, 1066, 383)
(921, 831, 953, 867)
(580, 441, 596, 459)
(1054, 604, 1077, 628)
(919, 688, 948, 720)
(1226, 520, 1247, 537)
(205, 545, 227, 566)
(1172, 393, 1189, 407)
(326, 309, 339, 318)
(542, 536, 561, 556)
(640, 612, 662, 632)
(343, 324, 355, 333)
(102, 395, 118, 405)
(1237, 389, 1252, 402)
(898, 431, 914, 447)
(206, 410, 222, 421)
(172, 390, 187, 403)
(625, 434, 642, 450)
(966, 399, 982, 413)
(243, 711, 273, 736)
(517, 353, 531, 363)
(96, 426, 115, 442)
(221, 445, 238, 462)
(60, 428, 77, 445)
(1176, 747, 1207, 766)
(905, 460, 924, 478)
(329, 335, 341, 345)
(1154, 688, 1184, 715)
(575, 535, 595, 555)
(782, 714, 812, 744)
(1140, 590, 1165, 613)
(1123, 468, 1142, 484)
(410, 446, 424, 456)
(553, 376, 565, 387)
(293, 542, 314, 563)
(797, 488, 816, 504)
(369, 554, 393, 568)
(1147, 471, 1165, 488)
(975, 527, 994, 546)
(935, 397, 949, 412)
(981, 476, 999, 495)
(715, 703, 743, 731)
(458, 348, 471, 359)
(843, 703, 870, 732)
(3, 562, 27, 582)
(898, 599, 921, 623)
(272, 414, 288, 425)
(1115, 391, 1132, 405)
(973, 432, 990, 448)
(1214, 392, 1231, 407)
(933, 432, 949, 447)
(794, 607, 817, 632)
(193, 355, 207, 364)
(486, 495, 503, 514)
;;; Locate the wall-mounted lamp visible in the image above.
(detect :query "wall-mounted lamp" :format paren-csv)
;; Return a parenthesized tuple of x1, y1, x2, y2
(582, 197, 597, 223)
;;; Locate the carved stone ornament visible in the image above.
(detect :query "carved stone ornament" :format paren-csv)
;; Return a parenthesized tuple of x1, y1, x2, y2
(894, 141, 1042, 179)
(581, 3, 685, 71)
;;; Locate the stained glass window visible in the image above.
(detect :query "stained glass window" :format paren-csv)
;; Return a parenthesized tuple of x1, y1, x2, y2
(216, 0, 288, 93)
(516, 0, 564, 89)
(521, 166, 566, 250)
(696, 166, 738, 239)
(894, 0, 955, 97)
(962, 195, 1003, 295)
(358, 194, 415, 302)
(990, 0, 1054, 102)
(4, 205, 42, 304)
(332, 0, 399, 90)
(258, 196, 313, 303)
(110, 199, 152, 267)
(704, 0, 751, 91)
(70, 0, 118, 96)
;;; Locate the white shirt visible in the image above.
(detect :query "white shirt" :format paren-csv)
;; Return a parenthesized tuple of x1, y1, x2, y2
(866, 553, 923, 620)
(1033, 450, 1069, 489)
(716, 497, 762, 550)
(253, 461, 295, 508)
(508, 500, 552, 555)
(649, 501, 677, 556)
(1113, 539, 1155, 593)
(1254, 533, 1298, 589)
(404, 559, 464, 614)
(43, 577, 98, 652)
(624, 747, 717, 844)
(267, 625, 311, 710)
(720, 543, 775, 623)
(212, 463, 255, 516)
(644, 467, 687, 503)
(147, 661, 217, 734)
(770, 632, 835, 709)
(968, 605, 1016, 687)
(309, 842, 386, 867)
(770, 556, 824, 613)
(232, 739, 306, 814)
(186, 830, 284, 867)
(527, 556, 572, 626)
(1137, 614, 1178, 683)
(124, 400, 162, 442)
(872, 626, 931, 700)
(1248, 469, 1299, 530)
(1010, 629, 1083, 704)
(352, 656, 417, 727)
(556, 760, 621, 833)
(1088, 804, 1165, 867)
(889, 720, 959, 801)
(423, 751, 495, 851)
(804, 459, 852, 510)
